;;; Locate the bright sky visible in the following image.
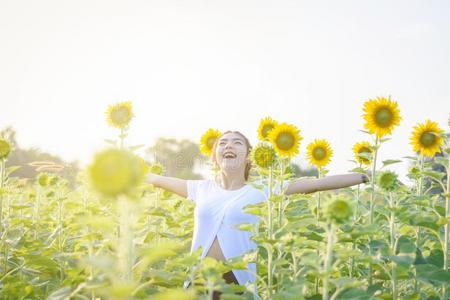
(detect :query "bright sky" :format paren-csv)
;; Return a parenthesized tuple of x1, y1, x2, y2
(1, 0, 449, 183)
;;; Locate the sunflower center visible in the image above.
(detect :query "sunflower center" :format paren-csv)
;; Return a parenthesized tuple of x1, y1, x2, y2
(276, 132, 295, 151)
(111, 107, 131, 124)
(420, 132, 436, 147)
(375, 107, 393, 127)
(313, 147, 326, 160)
(262, 125, 274, 138)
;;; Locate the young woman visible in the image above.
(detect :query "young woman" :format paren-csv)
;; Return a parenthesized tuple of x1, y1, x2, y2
(146, 130, 369, 299)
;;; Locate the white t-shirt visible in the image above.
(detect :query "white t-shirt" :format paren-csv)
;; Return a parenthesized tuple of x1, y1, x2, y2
(185, 179, 287, 292)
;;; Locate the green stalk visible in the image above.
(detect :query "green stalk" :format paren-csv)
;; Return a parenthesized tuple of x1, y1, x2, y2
(414, 155, 425, 292)
(315, 168, 322, 294)
(389, 191, 397, 300)
(0, 158, 5, 235)
(350, 177, 361, 278)
(118, 195, 134, 282)
(0, 159, 5, 231)
(368, 136, 379, 286)
(277, 159, 285, 228)
(267, 165, 274, 297)
(443, 157, 450, 299)
(322, 223, 336, 300)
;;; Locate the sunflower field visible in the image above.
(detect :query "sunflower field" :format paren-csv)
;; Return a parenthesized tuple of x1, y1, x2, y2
(0, 97, 450, 300)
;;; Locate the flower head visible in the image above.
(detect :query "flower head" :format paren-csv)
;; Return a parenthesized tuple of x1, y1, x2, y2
(88, 148, 146, 197)
(258, 117, 278, 141)
(200, 128, 221, 157)
(377, 170, 400, 192)
(106, 101, 134, 129)
(251, 143, 277, 168)
(410, 119, 444, 157)
(363, 96, 401, 138)
(306, 139, 333, 168)
(268, 123, 302, 158)
(352, 141, 373, 165)
(325, 197, 353, 224)
(0, 139, 11, 160)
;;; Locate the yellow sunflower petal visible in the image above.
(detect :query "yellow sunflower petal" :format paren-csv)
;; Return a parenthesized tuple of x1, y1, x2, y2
(409, 119, 444, 157)
(352, 141, 373, 165)
(258, 117, 279, 141)
(362, 96, 401, 138)
(306, 139, 333, 168)
(200, 128, 222, 157)
(268, 123, 302, 158)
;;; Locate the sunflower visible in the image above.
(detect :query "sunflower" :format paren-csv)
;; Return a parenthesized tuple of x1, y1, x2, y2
(306, 139, 333, 168)
(200, 128, 221, 156)
(89, 148, 146, 197)
(377, 170, 399, 192)
(363, 96, 401, 138)
(0, 138, 11, 159)
(258, 117, 279, 141)
(149, 162, 165, 175)
(268, 123, 302, 158)
(106, 101, 134, 129)
(410, 119, 444, 157)
(251, 143, 277, 168)
(325, 197, 353, 224)
(352, 141, 373, 165)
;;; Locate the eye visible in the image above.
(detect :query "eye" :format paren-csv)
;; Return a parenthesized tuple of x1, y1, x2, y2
(219, 141, 226, 145)
(234, 141, 243, 145)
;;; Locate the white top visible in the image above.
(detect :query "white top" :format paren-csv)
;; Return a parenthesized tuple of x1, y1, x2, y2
(185, 179, 287, 295)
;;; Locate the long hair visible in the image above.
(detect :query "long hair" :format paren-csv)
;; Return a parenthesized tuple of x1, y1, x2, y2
(210, 130, 252, 181)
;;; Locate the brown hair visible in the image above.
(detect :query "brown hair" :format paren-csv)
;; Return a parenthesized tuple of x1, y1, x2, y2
(211, 130, 252, 181)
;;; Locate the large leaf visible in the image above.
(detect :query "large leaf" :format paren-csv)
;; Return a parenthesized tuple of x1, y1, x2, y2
(416, 264, 450, 284)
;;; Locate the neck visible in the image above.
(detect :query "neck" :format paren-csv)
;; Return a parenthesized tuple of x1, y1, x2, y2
(216, 171, 246, 190)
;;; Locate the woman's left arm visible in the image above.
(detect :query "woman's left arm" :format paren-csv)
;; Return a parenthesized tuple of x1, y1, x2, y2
(285, 173, 369, 195)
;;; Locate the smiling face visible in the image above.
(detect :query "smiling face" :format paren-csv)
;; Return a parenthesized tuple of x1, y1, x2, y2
(213, 132, 250, 175)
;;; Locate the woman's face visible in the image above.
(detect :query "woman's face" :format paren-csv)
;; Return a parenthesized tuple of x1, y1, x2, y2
(214, 132, 249, 173)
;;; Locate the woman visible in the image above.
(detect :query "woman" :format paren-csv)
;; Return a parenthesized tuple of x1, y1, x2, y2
(147, 130, 369, 299)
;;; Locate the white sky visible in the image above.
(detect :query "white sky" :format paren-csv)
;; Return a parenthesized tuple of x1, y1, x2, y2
(1, 0, 449, 182)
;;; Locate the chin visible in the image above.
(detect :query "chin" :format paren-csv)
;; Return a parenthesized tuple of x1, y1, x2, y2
(220, 161, 244, 172)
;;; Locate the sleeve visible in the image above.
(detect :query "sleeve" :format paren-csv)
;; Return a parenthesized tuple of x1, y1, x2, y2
(186, 180, 204, 203)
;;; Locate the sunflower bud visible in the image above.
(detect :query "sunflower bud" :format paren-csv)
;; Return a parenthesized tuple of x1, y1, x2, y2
(89, 148, 146, 197)
(251, 143, 276, 168)
(0, 139, 11, 160)
(325, 197, 353, 224)
(149, 162, 165, 175)
(37, 173, 49, 187)
(377, 170, 399, 192)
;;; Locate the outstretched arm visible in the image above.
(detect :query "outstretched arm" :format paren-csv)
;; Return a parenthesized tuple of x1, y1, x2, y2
(147, 173, 187, 198)
(285, 173, 369, 195)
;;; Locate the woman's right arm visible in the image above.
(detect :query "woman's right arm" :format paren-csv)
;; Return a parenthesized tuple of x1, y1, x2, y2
(147, 173, 188, 198)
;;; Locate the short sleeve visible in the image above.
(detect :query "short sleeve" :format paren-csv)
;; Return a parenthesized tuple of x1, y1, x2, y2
(186, 180, 204, 202)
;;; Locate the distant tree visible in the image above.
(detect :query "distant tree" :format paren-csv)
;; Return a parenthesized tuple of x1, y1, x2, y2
(1, 126, 79, 184)
(145, 137, 205, 179)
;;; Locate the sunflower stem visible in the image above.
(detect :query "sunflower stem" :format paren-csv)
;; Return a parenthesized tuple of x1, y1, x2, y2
(368, 136, 379, 287)
(267, 165, 274, 297)
(350, 173, 361, 278)
(442, 156, 450, 299)
(414, 155, 425, 293)
(389, 191, 398, 300)
(315, 168, 322, 294)
(322, 222, 335, 300)
(0, 159, 4, 233)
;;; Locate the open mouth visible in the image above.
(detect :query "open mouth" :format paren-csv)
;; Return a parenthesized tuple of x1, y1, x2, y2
(223, 151, 237, 159)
